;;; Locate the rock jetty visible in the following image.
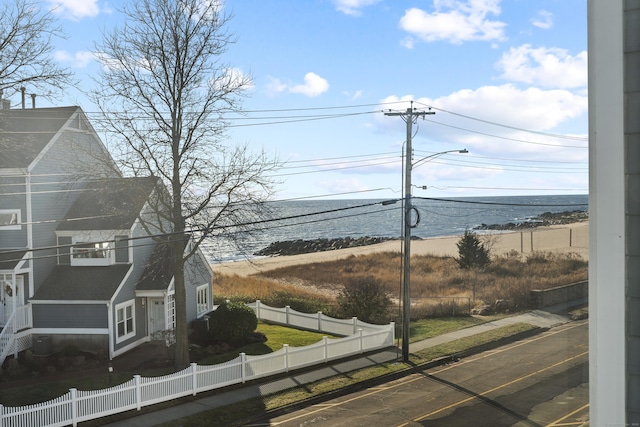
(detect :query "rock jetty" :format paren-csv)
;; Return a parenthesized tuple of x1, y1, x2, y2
(473, 210, 588, 232)
(254, 236, 393, 257)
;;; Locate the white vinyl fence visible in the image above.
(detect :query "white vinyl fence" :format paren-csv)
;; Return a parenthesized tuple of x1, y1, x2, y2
(0, 302, 394, 427)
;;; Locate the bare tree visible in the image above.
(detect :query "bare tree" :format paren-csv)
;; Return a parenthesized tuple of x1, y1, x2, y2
(0, 0, 75, 99)
(91, 0, 279, 369)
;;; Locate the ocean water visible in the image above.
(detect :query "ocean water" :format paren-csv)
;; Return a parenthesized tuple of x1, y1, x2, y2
(203, 194, 589, 263)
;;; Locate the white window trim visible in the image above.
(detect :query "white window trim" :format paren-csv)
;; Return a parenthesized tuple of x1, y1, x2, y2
(196, 284, 209, 317)
(0, 209, 21, 230)
(115, 300, 135, 343)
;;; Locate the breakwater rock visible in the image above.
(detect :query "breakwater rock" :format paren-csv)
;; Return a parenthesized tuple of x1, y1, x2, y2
(254, 236, 394, 257)
(473, 210, 588, 232)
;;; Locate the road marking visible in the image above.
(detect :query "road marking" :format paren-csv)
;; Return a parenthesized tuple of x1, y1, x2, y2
(545, 403, 589, 426)
(397, 351, 588, 426)
(267, 322, 587, 426)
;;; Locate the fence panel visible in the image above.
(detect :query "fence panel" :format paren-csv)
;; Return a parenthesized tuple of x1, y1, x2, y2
(195, 356, 243, 393)
(75, 379, 138, 423)
(1, 393, 72, 427)
(287, 341, 329, 370)
(288, 311, 318, 331)
(245, 350, 287, 380)
(139, 367, 194, 407)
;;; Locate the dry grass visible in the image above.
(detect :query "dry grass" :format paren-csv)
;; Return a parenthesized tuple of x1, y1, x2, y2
(215, 251, 588, 314)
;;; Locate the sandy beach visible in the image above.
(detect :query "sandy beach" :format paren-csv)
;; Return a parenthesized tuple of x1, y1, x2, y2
(213, 222, 589, 277)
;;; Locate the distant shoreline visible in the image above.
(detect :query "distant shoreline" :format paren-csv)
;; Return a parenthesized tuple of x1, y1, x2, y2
(251, 210, 588, 257)
(213, 221, 589, 277)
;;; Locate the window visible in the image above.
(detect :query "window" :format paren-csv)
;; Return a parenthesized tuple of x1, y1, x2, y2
(57, 236, 72, 265)
(115, 235, 129, 263)
(0, 210, 21, 230)
(196, 285, 209, 316)
(73, 242, 109, 259)
(116, 301, 135, 342)
(167, 294, 176, 329)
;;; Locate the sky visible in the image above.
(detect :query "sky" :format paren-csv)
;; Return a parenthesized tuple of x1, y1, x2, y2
(31, 0, 588, 201)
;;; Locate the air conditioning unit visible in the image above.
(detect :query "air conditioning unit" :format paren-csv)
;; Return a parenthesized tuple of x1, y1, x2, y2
(33, 335, 53, 356)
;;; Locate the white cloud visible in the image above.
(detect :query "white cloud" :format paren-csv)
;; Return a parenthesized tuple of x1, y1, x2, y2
(47, 0, 101, 21)
(399, 0, 507, 46)
(333, 0, 382, 16)
(265, 77, 288, 96)
(215, 67, 253, 91)
(377, 85, 587, 159)
(531, 10, 553, 30)
(497, 45, 587, 89)
(264, 73, 329, 97)
(54, 50, 94, 68)
(343, 89, 364, 100)
(290, 72, 330, 97)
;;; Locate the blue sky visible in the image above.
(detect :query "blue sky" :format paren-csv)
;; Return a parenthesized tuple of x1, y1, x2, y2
(35, 0, 588, 200)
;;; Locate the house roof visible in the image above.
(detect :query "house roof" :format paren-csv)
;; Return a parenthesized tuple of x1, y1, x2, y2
(32, 264, 132, 301)
(57, 176, 160, 231)
(0, 250, 28, 270)
(137, 242, 176, 291)
(0, 107, 79, 169)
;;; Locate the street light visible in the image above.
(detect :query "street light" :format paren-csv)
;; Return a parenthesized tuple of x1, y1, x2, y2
(400, 148, 468, 362)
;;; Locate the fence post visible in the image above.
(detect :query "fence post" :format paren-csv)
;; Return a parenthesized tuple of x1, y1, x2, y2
(70, 388, 78, 427)
(352, 317, 358, 334)
(191, 363, 198, 396)
(570, 228, 573, 247)
(389, 322, 395, 345)
(241, 353, 247, 383)
(284, 344, 289, 372)
(323, 336, 328, 362)
(286, 306, 291, 325)
(256, 300, 261, 320)
(318, 311, 323, 332)
(359, 329, 364, 354)
(134, 375, 142, 410)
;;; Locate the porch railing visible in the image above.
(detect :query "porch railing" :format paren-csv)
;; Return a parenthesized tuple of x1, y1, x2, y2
(0, 304, 33, 366)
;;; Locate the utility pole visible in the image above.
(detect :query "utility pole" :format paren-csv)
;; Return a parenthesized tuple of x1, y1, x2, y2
(385, 101, 434, 362)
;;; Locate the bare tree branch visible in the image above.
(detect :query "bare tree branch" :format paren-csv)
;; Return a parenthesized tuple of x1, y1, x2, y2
(90, 0, 280, 369)
(0, 0, 76, 98)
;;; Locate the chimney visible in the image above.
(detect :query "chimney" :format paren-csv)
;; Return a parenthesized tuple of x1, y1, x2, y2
(21, 87, 26, 109)
(31, 93, 36, 109)
(0, 89, 9, 110)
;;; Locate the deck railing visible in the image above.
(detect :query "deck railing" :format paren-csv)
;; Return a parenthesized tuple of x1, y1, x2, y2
(0, 301, 394, 427)
(0, 304, 33, 366)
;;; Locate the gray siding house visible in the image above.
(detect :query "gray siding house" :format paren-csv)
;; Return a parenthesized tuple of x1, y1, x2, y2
(0, 104, 213, 363)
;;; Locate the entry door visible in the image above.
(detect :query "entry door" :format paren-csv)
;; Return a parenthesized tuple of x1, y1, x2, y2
(149, 298, 166, 337)
(1, 276, 23, 324)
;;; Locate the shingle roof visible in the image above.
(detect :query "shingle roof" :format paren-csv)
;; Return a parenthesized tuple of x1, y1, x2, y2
(0, 250, 28, 270)
(136, 242, 176, 291)
(57, 176, 160, 231)
(0, 107, 79, 169)
(32, 264, 132, 301)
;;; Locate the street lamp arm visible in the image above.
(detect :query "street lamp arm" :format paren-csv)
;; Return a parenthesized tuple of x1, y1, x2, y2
(412, 148, 468, 169)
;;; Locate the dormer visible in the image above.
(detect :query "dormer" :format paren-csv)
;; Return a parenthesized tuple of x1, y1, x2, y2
(55, 177, 160, 266)
(56, 231, 131, 267)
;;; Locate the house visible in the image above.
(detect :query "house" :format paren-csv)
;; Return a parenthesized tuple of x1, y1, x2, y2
(0, 103, 213, 364)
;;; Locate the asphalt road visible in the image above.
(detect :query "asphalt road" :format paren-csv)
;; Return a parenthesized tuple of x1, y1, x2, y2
(249, 320, 589, 427)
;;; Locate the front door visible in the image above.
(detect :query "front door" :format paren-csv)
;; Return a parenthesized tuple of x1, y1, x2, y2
(1, 275, 23, 324)
(149, 298, 166, 338)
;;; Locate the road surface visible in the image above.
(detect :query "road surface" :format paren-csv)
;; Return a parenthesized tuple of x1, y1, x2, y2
(249, 320, 589, 427)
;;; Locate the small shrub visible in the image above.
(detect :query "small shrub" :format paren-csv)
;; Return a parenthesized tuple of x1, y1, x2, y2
(337, 276, 391, 324)
(456, 230, 491, 270)
(208, 301, 258, 345)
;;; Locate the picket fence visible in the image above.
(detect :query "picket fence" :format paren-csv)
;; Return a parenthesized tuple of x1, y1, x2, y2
(0, 301, 394, 427)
